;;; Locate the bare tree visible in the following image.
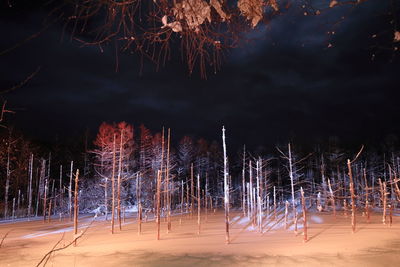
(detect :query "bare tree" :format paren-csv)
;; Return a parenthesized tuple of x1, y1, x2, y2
(73, 169, 79, 246)
(346, 145, 364, 233)
(222, 126, 230, 244)
(300, 187, 307, 243)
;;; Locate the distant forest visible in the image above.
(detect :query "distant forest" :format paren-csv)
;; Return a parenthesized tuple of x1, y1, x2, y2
(1, 119, 400, 225)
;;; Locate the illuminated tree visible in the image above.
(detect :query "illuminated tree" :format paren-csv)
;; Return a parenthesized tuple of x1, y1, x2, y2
(92, 121, 134, 222)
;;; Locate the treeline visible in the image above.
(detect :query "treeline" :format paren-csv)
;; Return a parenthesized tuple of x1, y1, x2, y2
(0, 122, 224, 220)
(1, 121, 400, 231)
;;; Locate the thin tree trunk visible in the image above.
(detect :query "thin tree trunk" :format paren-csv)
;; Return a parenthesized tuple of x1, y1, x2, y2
(191, 164, 194, 218)
(117, 130, 124, 231)
(48, 199, 52, 223)
(288, 144, 297, 233)
(328, 179, 336, 218)
(28, 154, 33, 220)
(285, 200, 289, 229)
(43, 179, 48, 222)
(379, 178, 387, 224)
(205, 173, 208, 223)
(51, 179, 55, 216)
(247, 182, 250, 220)
(156, 170, 161, 240)
(321, 156, 328, 211)
(35, 167, 41, 217)
(180, 180, 184, 225)
(17, 190, 20, 218)
(222, 126, 230, 244)
(300, 187, 307, 242)
(347, 159, 356, 233)
(69, 161, 74, 220)
(59, 165, 62, 219)
(12, 197, 15, 221)
(197, 174, 201, 234)
(111, 134, 117, 234)
(249, 160, 254, 223)
(4, 138, 11, 219)
(363, 168, 370, 222)
(73, 169, 79, 246)
(273, 186, 277, 221)
(166, 128, 171, 232)
(242, 146, 246, 217)
(256, 160, 262, 232)
(139, 175, 142, 235)
(105, 177, 108, 221)
(136, 173, 142, 235)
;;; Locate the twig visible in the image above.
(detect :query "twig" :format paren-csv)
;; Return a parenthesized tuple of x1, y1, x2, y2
(0, 229, 13, 248)
(42, 232, 65, 267)
(0, 66, 41, 94)
(350, 145, 364, 164)
(36, 215, 97, 267)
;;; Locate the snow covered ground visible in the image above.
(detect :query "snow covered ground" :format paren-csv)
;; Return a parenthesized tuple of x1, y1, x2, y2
(1, 210, 400, 266)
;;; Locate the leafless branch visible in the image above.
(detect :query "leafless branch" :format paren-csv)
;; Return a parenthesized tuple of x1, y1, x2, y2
(0, 229, 13, 248)
(36, 215, 97, 267)
(350, 145, 364, 164)
(0, 66, 41, 94)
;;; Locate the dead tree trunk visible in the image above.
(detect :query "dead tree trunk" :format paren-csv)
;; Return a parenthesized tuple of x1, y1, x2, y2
(242, 146, 246, 217)
(73, 169, 79, 246)
(4, 138, 11, 219)
(321, 156, 328, 211)
(48, 199, 52, 223)
(166, 128, 171, 232)
(137, 173, 142, 235)
(363, 168, 370, 222)
(328, 179, 336, 218)
(273, 186, 277, 221)
(343, 199, 348, 217)
(43, 179, 48, 222)
(191, 163, 194, 218)
(156, 170, 161, 240)
(180, 180, 184, 225)
(12, 197, 15, 220)
(111, 134, 117, 234)
(256, 160, 262, 233)
(35, 167, 41, 217)
(285, 200, 289, 229)
(197, 173, 201, 234)
(247, 182, 250, 219)
(249, 160, 254, 223)
(222, 126, 230, 244)
(205, 173, 209, 223)
(288, 144, 297, 233)
(104, 177, 108, 221)
(17, 190, 20, 219)
(160, 128, 165, 223)
(69, 161, 74, 220)
(300, 187, 307, 242)
(186, 181, 189, 216)
(28, 154, 33, 220)
(117, 130, 124, 231)
(59, 165, 63, 219)
(347, 159, 356, 233)
(379, 178, 387, 224)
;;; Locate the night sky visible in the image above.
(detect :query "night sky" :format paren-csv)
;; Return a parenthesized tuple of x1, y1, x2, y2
(1, 1, 399, 151)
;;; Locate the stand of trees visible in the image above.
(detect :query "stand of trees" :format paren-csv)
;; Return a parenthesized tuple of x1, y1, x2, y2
(1, 123, 400, 243)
